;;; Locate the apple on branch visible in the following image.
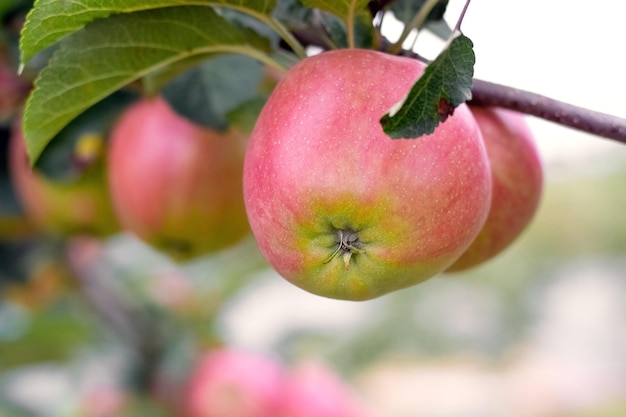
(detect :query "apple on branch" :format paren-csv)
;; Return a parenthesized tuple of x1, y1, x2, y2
(446, 106, 543, 271)
(243, 49, 492, 301)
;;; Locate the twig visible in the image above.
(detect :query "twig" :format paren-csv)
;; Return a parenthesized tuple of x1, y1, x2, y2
(471, 78, 626, 144)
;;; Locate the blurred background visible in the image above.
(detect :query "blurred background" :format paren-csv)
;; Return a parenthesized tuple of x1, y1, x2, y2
(1, 0, 626, 416)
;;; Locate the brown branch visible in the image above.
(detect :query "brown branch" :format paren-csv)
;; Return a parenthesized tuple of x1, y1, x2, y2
(470, 78, 626, 145)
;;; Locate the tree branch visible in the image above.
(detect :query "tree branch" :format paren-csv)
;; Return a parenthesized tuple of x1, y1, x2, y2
(470, 78, 626, 145)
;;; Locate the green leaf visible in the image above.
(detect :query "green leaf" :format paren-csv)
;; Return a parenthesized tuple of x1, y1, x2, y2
(34, 91, 137, 181)
(273, 0, 315, 30)
(300, 0, 369, 21)
(389, 0, 449, 27)
(22, 6, 271, 164)
(162, 54, 264, 130)
(318, 9, 373, 49)
(19, 0, 278, 65)
(380, 33, 475, 139)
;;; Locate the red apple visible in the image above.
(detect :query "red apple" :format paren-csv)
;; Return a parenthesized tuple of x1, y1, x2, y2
(183, 348, 285, 417)
(107, 96, 250, 260)
(279, 361, 376, 417)
(9, 124, 119, 236)
(446, 106, 543, 272)
(243, 49, 492, 301)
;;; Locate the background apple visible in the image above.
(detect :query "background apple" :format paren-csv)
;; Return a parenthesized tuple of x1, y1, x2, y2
(243, 49, 492, 301)
(108, 96, 250, 261)
(279, 361, 376, 417)
(9, 124, 119, 237)
(182, 348, 285, 417)
(446, 106, 543, 272)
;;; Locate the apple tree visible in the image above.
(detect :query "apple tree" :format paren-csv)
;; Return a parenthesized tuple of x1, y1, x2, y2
(1, 0, 626, 416)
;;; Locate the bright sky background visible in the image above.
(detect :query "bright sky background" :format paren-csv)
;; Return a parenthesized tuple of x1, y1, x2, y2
(382, 0, 626, 174)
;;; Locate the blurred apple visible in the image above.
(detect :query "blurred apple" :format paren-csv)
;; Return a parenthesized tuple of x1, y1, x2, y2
(108, 97, 250, 261)
(183, 348, 285, 417)
(279, 361, 377, 417)
(9, 124, 119, 237)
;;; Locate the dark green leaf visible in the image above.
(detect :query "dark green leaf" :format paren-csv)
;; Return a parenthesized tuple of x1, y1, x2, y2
(300, 0, 369, 21)
(22, 6, 271, 164)
(389, 0, 449, 25)
(34, 91, 137, 181)
(273, 0, 315, 30)
(19, 0, 278, 65)
(380, 33, 475, 139)
(226, 95, 269, 134)
(318, 9, 373, 49)
(162, 54, 264, 130)
(389, 0, 451, 39)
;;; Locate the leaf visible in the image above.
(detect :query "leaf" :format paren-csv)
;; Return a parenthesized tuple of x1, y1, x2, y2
(34, 91, 137, 181)
(389, 0, 451, 40)
(300, 0, 369, 22)
(318, 9, 373, 49)
(273, 0, 315, 30)
(19, 0, 278, 65)
(389, 0, 449, 25)
(162, 54, 264, 130)
(380, 33, 475, 139)
(22, 6, 271, 164)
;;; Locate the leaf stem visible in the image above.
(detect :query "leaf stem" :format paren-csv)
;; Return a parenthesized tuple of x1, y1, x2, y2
(266, 16, 308, 59)
(471, 78, 626, 144)
(388, 0, 440, 54)
(219, 6, 308, 59)
(347, 0, 358, 49)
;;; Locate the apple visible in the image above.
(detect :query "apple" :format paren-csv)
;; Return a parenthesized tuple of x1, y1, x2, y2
(446, 106, 543, 272)
(9, 124, 119, 237)
(243, 49, 492, 301)
(107, 96, 250, 260)
(183, 348, 285, 417)
(279, 361, 376, 417)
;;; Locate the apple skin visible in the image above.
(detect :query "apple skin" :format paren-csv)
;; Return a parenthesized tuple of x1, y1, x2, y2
(183, 348, 285, 417)
(446, 106, 543, 272)
(9, 125, 119, 237)
(108, 96, 250, 260)
(243, 49, 492, 301)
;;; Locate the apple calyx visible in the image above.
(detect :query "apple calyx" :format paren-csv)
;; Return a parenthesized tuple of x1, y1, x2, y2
(324, 228, 364, 269)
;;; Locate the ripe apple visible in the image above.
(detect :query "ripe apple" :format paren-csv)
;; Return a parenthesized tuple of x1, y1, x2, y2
(183, 348, 285, 417)
(279, 361, 376, 417)
(9, 124, 119, 237)
(446, 106, 543, 272)
(107, 96, 250, 260)
(243, 49, 492, 301)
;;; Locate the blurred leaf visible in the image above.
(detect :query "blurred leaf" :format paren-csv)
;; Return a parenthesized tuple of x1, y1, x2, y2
(318, 9, 373, 49)
(226, 95, 270, 135)
(0, 401, 34, 417)
(0, 304, 97, 369)
(19, 0, 278, 65)
(0, 127, 23, 217)
(34, 90, 137, 181)
(273, 0, 315, 30)
(22, 6, 271, 165)
(0, 0, 33, 22)
(301, 0, 369, 21)
(380, 32, 474, 139)
(389, 0, 449, 27)
(162, 54, 264, 130)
